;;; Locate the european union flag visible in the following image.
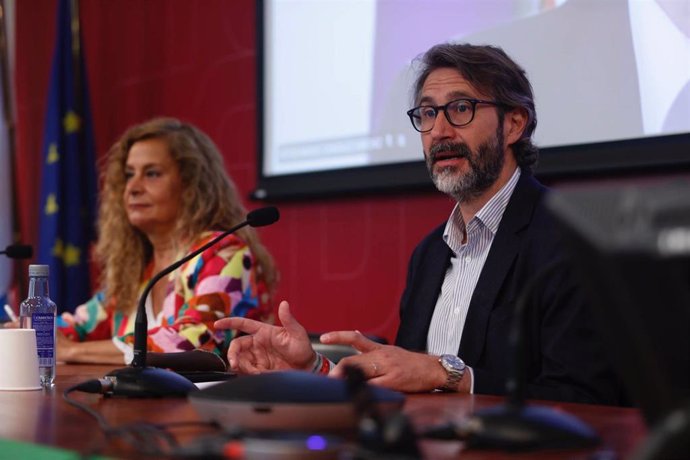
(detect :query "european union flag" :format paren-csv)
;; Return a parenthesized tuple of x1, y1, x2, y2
(37, 0, 97, 314)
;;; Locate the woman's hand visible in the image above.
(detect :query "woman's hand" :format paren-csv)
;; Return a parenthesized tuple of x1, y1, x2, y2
(215, 301, 316, 374)
(56, 330, 76, 363)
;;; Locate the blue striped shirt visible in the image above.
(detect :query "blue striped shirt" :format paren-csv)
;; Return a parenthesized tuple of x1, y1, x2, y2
(427, 167, 522, 362)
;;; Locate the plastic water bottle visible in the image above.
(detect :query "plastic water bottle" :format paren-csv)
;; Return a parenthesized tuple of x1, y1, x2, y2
(19, 264, 57, 386)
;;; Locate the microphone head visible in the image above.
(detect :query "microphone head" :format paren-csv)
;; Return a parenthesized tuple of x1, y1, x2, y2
(2, 244, 33, 259)
(247, 206, 280, 228)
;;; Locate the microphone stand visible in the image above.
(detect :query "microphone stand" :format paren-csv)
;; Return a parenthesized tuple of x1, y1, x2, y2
(463, 260, 600, 450)
(344, 366, 421, 459)
(104, 207, 279, 397)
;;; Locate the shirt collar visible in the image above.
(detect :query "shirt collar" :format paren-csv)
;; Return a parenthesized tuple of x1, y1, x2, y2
(443, 167, 522, 249)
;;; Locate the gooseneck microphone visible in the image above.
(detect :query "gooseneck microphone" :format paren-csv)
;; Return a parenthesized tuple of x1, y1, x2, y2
(103, 206, 280, 397)
(131, 206, 279, 368)
(0, 244, 34, 259)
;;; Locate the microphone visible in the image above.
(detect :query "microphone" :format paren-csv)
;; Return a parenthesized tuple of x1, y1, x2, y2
(0, 244, 33, 259)
(344, 365, 422, 459)
(423, 260, 600, 450)
(246, 206, 280, 228)
(103, 206, 280, 397)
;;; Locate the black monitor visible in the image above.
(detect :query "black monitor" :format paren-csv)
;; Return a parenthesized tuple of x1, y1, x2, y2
(546, 178, 690, 428)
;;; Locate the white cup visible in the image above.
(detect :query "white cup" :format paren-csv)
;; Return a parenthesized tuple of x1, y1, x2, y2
(0, 329, 42, 391)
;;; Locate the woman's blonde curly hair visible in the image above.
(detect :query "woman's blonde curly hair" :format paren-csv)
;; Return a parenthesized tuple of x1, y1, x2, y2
(95, 117, 277, 312)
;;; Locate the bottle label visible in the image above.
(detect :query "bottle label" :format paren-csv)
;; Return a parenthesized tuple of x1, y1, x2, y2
(32, 313, 55, 366)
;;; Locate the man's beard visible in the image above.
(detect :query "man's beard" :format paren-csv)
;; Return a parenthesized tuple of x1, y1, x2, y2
(425, 127, 505, 203)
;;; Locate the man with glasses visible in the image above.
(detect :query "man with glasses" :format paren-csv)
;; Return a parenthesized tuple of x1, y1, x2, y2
(216, 43, 619, 404)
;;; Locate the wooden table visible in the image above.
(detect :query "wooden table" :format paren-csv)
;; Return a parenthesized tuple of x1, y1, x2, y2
(0, 364, 648, 459)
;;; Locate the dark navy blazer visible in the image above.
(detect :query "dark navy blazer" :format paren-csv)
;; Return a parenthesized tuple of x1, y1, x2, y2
(395, 173, 620, 405)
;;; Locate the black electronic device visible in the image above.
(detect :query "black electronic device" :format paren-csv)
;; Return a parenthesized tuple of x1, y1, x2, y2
(546, 178, 690, 460)
(189, 370, 405, 431)
(103, 206, 280, 397)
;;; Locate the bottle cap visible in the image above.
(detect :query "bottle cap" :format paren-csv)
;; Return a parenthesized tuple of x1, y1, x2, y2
(28, 264, 49, 277)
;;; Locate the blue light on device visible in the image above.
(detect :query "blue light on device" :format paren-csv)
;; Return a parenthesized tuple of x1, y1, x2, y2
(306, 435, 327, 451)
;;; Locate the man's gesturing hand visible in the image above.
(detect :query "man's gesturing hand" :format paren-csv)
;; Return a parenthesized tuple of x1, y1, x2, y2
(321, 331, 454, 393)
(214, 301, 316, 374)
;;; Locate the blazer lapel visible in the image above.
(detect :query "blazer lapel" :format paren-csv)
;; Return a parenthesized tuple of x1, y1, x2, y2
(398, 228, 453, 351)
(414, 238, 453, 350)
(458, 174, 543, 364)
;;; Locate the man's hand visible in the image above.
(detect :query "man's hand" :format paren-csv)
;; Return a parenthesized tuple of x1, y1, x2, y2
(214, 301, 316, 374)
(322, 331, 472, 393)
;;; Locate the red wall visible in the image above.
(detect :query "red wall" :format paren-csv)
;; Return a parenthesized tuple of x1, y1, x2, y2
(14, 0, 452, 342)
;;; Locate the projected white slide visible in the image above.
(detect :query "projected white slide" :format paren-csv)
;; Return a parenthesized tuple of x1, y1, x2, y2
(262, 0, 690, 178)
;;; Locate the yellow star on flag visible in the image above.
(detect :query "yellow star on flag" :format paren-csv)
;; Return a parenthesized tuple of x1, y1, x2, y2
(63, 111, 81, 133)
(47, 143, 59, 164)
(52, 239, 64, 258)
(63, 244, 81, 267)
(45, 194, 59, 215)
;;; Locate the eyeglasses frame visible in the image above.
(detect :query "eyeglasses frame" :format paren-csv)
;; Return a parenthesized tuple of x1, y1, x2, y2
(406, 98, 504, 133)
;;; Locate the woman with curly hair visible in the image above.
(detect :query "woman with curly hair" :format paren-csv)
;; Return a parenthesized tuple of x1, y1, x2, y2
(56, 117, 277, 364)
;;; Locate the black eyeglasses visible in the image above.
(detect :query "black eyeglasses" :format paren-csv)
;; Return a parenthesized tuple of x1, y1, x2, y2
(406, 98, 502, 133)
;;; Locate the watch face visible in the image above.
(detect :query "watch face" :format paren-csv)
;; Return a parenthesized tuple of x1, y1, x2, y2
(441, 354, 464, 370)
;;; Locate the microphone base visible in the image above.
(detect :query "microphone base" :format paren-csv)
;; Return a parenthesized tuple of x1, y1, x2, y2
(465, 404, 600, 451)
(105, 366, 197, 397)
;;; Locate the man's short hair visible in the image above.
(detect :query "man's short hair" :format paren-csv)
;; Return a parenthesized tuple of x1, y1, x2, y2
(412, 43, 539, 171)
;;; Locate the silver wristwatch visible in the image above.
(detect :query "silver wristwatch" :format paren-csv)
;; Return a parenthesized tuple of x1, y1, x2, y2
(438, 354, 466, 391)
